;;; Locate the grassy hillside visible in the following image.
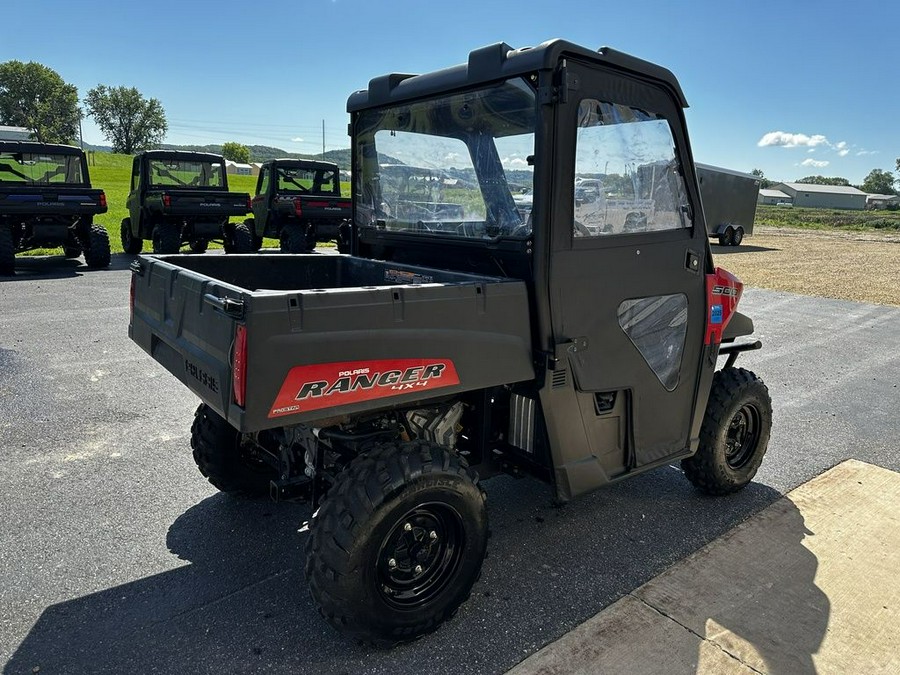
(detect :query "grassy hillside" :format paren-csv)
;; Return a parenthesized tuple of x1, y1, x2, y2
(755, 204, 900, 231)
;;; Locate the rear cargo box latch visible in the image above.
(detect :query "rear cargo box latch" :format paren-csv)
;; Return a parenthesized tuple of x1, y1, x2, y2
(203, 294, 245, 318)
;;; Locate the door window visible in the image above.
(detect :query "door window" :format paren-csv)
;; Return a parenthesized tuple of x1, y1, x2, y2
(258, 167, 270, 195)
(573, 100, 691, 237)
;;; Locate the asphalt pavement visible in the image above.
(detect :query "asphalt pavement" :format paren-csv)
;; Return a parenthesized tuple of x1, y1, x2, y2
(1, 252, 899, 674)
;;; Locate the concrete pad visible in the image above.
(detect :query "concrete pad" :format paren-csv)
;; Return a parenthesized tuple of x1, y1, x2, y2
(509, 460, 900, 675)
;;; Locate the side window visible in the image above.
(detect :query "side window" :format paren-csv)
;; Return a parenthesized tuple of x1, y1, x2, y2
(258, 167, 270, 196)
(131, 158, 140, 191)
(573, 99, 690, 237)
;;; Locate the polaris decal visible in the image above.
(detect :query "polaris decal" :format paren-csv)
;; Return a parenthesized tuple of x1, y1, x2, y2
(268, 359, 460, 418)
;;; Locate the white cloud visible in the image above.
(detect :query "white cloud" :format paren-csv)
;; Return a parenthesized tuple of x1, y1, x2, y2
(758, 131, 829, 148)
(291, 137, 304, 143)
(835, 141, 850, 157)
(801, 158, 830, 168)
(856, 150, 879, 156)
(503, 157, 529, 168)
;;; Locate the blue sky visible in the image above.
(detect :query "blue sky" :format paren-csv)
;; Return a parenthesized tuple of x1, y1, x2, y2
(3, 0, 897, 184)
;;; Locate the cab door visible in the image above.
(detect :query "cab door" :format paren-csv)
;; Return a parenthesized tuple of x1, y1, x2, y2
(540, 60, 710, 498)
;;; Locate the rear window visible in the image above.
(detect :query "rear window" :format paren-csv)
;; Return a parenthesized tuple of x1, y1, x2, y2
(148, 159, 224, 188)
(0, 152, 85, 184)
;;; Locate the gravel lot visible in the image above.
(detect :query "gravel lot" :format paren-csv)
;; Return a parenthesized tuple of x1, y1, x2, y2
(713, 226, 900, 307)
(2, 238, 899, 674)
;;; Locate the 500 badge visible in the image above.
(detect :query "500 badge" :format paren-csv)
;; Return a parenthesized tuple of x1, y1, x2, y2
(268, 359, 460, 418)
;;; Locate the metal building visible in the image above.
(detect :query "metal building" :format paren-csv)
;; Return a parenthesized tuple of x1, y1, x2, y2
(772, 183, 867, 210)
(758, 188, 792, 206)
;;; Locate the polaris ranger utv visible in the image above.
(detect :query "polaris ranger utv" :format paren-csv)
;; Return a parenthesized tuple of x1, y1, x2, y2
(246, 159, 351, 253)
(121, 150, 252, 255)
(0, 142, 110, 275)
(128, 39, 772, 645)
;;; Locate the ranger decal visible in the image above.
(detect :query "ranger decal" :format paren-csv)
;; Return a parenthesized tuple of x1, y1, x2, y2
(268, 359, 460, 418)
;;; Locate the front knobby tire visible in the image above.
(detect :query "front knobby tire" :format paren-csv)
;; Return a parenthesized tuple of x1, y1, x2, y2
(121, 218, 143, 255)
(83, 224, 111, 269)
(228, 222, 254, 254)
(190, 404, 276, 496)
(153, 222, 181, 254)
(682, 367, 772, 495)
(280, 223, 311, 253)
(305, 440, 488, 645)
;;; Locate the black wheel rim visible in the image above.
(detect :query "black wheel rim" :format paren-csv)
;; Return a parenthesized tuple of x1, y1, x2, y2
(376, 502, 465, 610)
(725, 403, 761, 469)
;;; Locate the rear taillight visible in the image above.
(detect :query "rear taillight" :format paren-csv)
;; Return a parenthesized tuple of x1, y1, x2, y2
(705, 267, 743, 345)
(129, 274, 135, 316)
(232, 324, 248, 407)
(293, 200, 303, 218)
(99, 192, 107, 208)
(163, 194, 171, 208)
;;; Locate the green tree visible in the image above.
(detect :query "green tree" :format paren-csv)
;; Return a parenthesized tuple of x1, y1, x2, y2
(84, 85, 167, 154)
(222, 141, 250, 163)
(860, 168, 897, 195)
(0, 60, 80, 143)
(796, 175, 850, 186)
(750, 168, 772, 189)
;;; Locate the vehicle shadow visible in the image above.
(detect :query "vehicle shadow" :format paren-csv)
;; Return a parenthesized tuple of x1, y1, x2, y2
(1, 253, 134, 281)
(711, 244, 779, 254)
(5, 470, 813, 675)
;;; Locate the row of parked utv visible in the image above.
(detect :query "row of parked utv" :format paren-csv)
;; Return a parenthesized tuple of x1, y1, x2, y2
(0, 142, 351, 276)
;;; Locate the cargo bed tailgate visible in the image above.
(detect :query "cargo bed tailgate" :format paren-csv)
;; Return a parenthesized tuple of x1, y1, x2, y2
(129, 254, 534, 432)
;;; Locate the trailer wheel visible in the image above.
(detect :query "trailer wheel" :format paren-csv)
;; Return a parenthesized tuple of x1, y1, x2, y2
(306, 440, 488, 645)
(190, 403, 276, 496)
(121, 218, 143, 255)
(0, 226, 15, 276)
(83, 224, 111, 269)
(731, 227, 744, 246)
(717, 226, 734, 247)
(280, 223, 310, 253)
(682, 367, 772, 495)
(153, 222, 181, 254)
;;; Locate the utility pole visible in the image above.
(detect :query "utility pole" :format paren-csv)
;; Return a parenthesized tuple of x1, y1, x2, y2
(79, 113, 84, 150)
(322, 120, 325, 158)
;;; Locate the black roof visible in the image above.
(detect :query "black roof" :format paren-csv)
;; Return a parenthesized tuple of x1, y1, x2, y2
(138, 149, 225, 162)
(347, 38, 688, 112)
(0, 141, 84, 155)
(264, 158, 340, 170)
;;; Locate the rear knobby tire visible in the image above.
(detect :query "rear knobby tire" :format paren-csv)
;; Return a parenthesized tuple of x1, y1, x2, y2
(153, 222, 181, 254)
(121, 218, 143, 255)
(0, 226, 14, 276)
(188, 239, 209, 254)
(244, 218, 263, 251)
(682, 367, 772, 495)
(190, 403, 276, 496)
(306, 440, 488, 645)
(83, 224, 111, 269)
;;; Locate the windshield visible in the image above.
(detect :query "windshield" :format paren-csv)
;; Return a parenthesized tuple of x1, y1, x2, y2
(149, 159, 224, 188)
(0, 151, 85, 184)
(277, 166, 338, 194)
(355, 78, 536, 240)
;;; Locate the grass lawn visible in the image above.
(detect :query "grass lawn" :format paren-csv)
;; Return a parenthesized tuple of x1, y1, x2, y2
(26, 152, 349, 254)
(755, 204, 900, 232)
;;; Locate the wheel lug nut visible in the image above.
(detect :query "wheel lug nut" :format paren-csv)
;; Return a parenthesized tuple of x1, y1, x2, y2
(429, 531, 438, 541)
(388, 558, 397, 569)
(414, 564, 423, 575)
(403, 522, 412, 532)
